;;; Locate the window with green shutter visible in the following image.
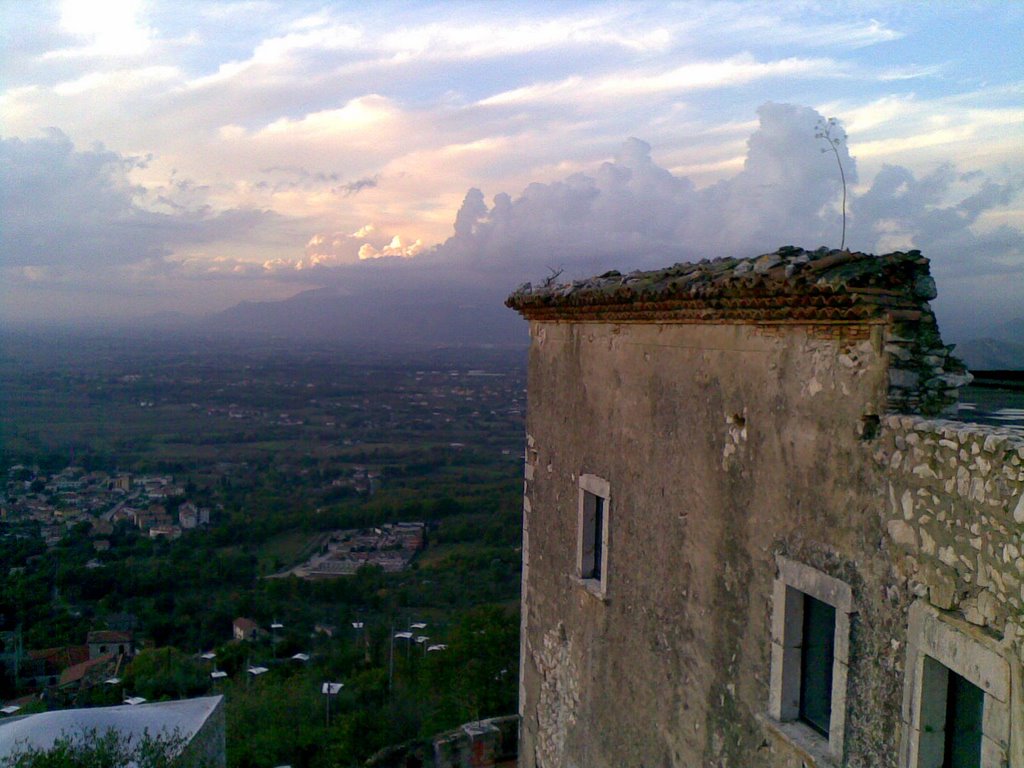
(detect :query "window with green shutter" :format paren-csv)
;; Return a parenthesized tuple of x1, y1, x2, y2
(799, 594, 835, 736)
(942, 669, 983, 768)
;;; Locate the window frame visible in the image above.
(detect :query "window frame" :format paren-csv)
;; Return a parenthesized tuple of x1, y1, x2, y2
(768, 556, 854, 762)
(576, 474, 610, 599)
(900, 601, 1011, 768)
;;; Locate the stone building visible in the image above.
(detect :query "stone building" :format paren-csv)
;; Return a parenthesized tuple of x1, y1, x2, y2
(506, 248, 1022, 767)
(87, 629, 134, 659)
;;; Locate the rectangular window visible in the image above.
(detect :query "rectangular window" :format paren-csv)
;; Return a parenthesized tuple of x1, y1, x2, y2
(901, 602, 1010, 768)
(768, 557, 853, 761)
(943, 669, 983, 768)
(582, 492, 604, 580)
(577, 474, 610, 597)
(799, 594, 835, 736)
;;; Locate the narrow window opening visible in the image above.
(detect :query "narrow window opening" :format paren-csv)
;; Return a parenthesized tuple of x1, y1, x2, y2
(576, 475, 610, 595)
(590, 495, 604, 581)
(799, 593, 835, 737)
(942, 670, 983, 768)
(580, 490, 605, 581)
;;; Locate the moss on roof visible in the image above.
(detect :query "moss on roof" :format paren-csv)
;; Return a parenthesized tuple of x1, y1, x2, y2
(506, 247, 937, 319)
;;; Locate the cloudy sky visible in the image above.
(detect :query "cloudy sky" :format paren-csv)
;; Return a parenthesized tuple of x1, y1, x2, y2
(2, 1, 1021, 337)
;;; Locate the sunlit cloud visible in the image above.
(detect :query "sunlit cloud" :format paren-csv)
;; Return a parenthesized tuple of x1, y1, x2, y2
(0, 1, 1021, 335)
(378, 14, 675, 61)
(54, 66, 180, 95)
(480, 56, 837, 106)
(595, 55, 837, 96)
(46, 0, 154, 58)
(358, 236, 425, 260)
(719, 12, 903, 50)
(259, 95, 398, 137)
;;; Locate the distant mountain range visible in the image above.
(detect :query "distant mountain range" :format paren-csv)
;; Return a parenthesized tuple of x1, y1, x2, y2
(197, 287, 528, 348)
(126, 291, 1021, 368)
(952, 317, 1024, 371)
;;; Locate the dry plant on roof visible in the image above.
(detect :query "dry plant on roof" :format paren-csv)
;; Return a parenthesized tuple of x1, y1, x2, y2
(816, 117, 848, 250)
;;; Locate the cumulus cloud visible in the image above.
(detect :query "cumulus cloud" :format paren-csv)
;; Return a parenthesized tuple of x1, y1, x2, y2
(48, 0, 154, 59)
(423, 102, 1021, 331)
(0, 128, 284, 276)
(261, 223, 422, 272)
(358, 235, 425, 260)
(1, 129, 170, 268)
(847, 162, 1023, 334)
(433, 103, 855, 276)
(3, 103, 1020, 336)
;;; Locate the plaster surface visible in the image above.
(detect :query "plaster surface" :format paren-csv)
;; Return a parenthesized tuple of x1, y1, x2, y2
(517, 319, 1022, 767)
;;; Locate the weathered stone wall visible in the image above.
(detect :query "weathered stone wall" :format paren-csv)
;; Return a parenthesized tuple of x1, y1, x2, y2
(878, 417, 1024, 630)
(516, 316, 1023, 767)
(875, 416, 1024, 767)
(518, 320, 903, 767)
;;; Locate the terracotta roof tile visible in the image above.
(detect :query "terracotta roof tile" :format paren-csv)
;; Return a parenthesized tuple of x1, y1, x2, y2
(59, 653, 114, 686)
(27, 646, 90, 672)
(506, 247, 937, 323)
(87, 630, 133, 644)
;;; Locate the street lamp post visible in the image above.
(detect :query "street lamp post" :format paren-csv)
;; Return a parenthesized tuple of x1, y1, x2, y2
(322, 682, 343, 726)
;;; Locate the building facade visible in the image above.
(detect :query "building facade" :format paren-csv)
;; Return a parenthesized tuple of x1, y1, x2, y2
(507, 248, 1022, 767)
(86, 630, 134, 660)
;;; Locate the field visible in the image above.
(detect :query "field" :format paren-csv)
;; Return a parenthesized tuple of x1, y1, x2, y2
(0, 330, 528, 767)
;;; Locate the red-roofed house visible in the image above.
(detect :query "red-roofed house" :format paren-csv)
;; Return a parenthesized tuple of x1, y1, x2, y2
(59, 653, 114, 689)
(25, 646, 90, 688)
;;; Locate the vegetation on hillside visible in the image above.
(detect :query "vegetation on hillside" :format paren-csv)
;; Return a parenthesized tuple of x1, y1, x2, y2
(0, 339, 527, 767)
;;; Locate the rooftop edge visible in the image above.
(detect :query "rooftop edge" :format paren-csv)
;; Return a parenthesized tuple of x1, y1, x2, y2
(506, 246, 935, 323)
(506, 246, 971, 417)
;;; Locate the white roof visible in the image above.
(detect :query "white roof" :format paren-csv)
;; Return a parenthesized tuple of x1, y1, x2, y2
(0, 696, 222, 758)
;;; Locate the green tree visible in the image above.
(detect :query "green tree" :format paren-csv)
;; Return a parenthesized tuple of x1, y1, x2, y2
(125, 648, 208, 701)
